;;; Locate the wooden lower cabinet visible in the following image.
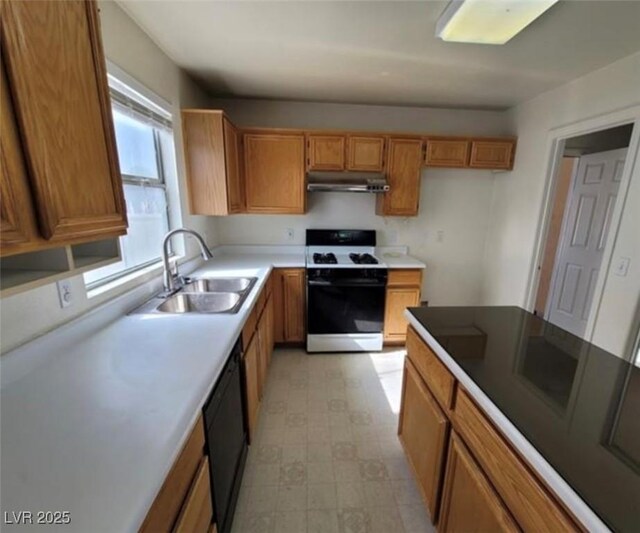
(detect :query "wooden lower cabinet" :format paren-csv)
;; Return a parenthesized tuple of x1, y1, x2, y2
(140, 416, 207, 532)
(438, 432, 518, 533)
(273, 268, 306, 343)
(454, 389, 579, 532)
(398, 358, 449, 520)
(383, 269, 422, 344)
(384, 287, 420, 343)
(242, 279, 275, 443)
(399, 329, 582, 533)
(174, 457, 214, 533)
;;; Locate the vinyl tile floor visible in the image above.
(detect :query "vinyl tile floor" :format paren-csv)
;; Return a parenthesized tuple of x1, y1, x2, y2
(231, 347, 436, 533)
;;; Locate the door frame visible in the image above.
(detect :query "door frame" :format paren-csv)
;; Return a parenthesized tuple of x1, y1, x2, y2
(524, 105, 640, 351)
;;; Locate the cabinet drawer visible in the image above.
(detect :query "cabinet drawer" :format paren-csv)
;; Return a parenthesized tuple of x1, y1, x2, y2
(406, 326, 455, 411)
(454, 389, 580, 532)
(174, 457, 213, 533)
(388, 269, 423, 287)
(141, 415, 206, 532)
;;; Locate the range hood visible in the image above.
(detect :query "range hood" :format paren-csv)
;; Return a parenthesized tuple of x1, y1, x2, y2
(307, 172, 390, 193)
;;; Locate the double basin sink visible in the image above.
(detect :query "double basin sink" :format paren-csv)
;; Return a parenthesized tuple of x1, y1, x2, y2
(132, 276, 258, 315)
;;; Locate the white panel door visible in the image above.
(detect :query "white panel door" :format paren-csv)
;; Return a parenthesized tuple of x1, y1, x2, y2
(547, 148, 627, 337)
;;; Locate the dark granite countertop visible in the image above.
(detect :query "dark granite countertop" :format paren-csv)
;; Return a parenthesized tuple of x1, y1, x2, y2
(408, 306, 639, 532)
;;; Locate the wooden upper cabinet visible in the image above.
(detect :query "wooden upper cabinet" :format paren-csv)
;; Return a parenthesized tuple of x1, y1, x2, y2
(307, 135, 345, 171)
(438, 431, 518, 533)
(0, 54, 42, 256)
(182, 110, 244, 215)
(399, 357, 449, 521)
(1, 0, 127, 243)
(425, 138, 470, 168)
(347, 136, 385, 171)
(244, 134, 306, 214)
(376, 138, 423, 217)
(469, 139, 515, 170)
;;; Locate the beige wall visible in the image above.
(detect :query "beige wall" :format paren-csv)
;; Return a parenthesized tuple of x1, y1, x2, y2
(0, 0, 216, 353)
(481, 51, 640, 359)
(210, 97, 511, 306)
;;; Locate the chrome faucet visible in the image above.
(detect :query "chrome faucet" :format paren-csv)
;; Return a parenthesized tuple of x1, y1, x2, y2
(162, 228, 213, 292)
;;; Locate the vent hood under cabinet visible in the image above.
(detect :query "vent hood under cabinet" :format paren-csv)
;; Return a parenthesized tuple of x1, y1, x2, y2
(306, 172, 390, 193)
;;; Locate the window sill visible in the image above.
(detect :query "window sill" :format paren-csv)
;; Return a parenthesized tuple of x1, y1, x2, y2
(86, 259, 176, 300)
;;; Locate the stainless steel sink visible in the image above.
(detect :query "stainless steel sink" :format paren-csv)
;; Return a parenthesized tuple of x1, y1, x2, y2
(156, 292, 241, 314)
(182, 276, 257, 294)
(129, 276, 258, 315)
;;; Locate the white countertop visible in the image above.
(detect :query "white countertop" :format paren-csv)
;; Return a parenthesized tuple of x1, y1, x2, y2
(0, 246, 421, 533)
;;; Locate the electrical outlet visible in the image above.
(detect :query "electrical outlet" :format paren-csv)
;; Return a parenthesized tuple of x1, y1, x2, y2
(56, 279, 73, 309)
(285, 228, 295, 241)
(436, 230, 445, 243)
(614, 257, 631, 277)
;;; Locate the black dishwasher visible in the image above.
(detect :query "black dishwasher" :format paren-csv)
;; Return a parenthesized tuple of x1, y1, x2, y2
(203, 338, 248, 533)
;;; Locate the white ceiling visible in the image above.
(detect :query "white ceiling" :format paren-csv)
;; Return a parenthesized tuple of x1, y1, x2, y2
(117, 0, 640, 110)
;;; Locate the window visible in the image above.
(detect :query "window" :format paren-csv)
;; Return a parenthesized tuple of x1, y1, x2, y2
(83, 78, 174, 287)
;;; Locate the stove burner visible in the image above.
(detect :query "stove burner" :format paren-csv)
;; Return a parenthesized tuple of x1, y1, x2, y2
(313, 252, 338, 264)
(349, 253, 378, 265)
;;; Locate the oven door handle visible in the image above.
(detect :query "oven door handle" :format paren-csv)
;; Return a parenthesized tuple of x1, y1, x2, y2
(308, 280, 387, 288)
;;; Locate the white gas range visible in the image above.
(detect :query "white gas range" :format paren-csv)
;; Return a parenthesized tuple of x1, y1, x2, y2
(305, 230, 388, 353)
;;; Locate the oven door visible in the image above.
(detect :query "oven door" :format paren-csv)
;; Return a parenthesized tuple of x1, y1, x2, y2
(307, 278, 386, 335)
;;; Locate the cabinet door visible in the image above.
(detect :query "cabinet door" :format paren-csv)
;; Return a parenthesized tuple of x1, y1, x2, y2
(272, 270, 285, 344)
(0, 53, 41, 256)
(438, 432, 518, 533)
(384, 287, 420, 343)
(244, 134, 305, 214)
(174, 457, 213, 533)
(398, 357, 449, 521)
(308, 135, 345, 170)
(257, 315, 269, 400)
(376, 138, 423, 216)
(182, 111, 243, 216)
(243, 334, 261, 443)
(347, 136, 385, 171)
(223, 117, 244, 213)
(265, 294, 275, 367)
(140, 416, 205, 533)
(469, 140, 515, 170)
(282, 268, 306, 342)
(425, 139, 470, 168)
(2, 0, 127, 242)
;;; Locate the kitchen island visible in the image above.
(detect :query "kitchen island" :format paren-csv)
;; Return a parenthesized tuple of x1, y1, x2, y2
(403, 306, 639, 532)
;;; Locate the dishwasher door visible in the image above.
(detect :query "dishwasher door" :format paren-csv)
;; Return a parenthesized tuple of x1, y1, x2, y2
(203, 339, 247, 533)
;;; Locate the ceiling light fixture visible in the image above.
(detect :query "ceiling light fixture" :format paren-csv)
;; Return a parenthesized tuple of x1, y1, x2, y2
(436, 0, 559, 45)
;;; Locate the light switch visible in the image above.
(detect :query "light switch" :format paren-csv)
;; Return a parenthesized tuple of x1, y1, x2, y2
(613, 257, 631, 277)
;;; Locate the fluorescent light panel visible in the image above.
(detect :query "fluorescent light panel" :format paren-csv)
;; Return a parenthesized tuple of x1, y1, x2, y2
(436, 0, 559, 45)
